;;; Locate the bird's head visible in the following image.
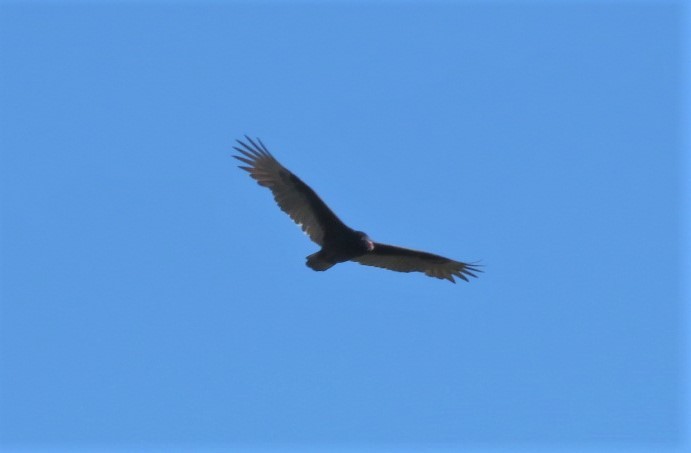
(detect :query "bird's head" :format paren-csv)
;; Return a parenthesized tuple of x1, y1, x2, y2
(356, 231, 375, 252)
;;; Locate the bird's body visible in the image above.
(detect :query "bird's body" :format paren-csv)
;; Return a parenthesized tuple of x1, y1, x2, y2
(233, 136, 481, 283)
(306, 229, 374, 271)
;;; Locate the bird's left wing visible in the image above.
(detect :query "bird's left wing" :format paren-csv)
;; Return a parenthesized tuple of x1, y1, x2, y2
(233, 136, 347, 246)
(352, 243, 482, 283)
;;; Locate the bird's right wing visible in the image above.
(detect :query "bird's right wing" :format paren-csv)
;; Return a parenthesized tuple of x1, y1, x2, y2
(353, 243, 482, 283)
(234, 136, 347, 246)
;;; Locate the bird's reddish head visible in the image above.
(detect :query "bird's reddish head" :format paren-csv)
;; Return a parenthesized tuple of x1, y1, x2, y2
(356, 231, 375, 252)
(365, 239, 374, 252)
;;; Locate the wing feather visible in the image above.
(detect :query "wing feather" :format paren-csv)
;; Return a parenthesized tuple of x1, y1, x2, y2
(353, 243, 482, 283)
(233, 136, 347, 245)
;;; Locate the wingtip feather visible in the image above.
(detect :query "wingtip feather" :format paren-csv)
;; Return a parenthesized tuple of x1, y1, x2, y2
(257, 137, 273, 156)
(234, 155, 255, 166)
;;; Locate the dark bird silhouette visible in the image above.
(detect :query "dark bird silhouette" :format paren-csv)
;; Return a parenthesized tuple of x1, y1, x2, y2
(233, 136, 481, 283)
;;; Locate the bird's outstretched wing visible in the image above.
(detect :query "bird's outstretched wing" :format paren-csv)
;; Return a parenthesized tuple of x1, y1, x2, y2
(233, 136, 347, 246)
(352, 243, 482, 283)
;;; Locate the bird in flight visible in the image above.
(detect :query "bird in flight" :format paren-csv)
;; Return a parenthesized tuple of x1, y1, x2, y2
(233, 136, 481, 283)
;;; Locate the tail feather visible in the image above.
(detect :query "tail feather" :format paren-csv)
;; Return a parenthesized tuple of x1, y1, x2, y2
(306, 251, 335, 271)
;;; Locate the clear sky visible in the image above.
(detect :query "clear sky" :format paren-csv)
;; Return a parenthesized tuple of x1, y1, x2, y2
(0, 1, 685, 452)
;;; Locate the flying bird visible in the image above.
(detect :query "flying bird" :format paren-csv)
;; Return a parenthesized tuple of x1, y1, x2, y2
(233, 136, 481, 283)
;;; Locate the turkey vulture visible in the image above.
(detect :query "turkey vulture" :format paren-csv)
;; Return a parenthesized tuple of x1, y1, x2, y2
(233, 136, 481, 283)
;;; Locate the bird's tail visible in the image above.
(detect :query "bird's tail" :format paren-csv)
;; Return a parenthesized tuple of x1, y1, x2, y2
(306, 251, 335, 271)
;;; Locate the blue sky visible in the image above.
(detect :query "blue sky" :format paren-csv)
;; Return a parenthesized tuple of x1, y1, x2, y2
(0, 1, 686, 452)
